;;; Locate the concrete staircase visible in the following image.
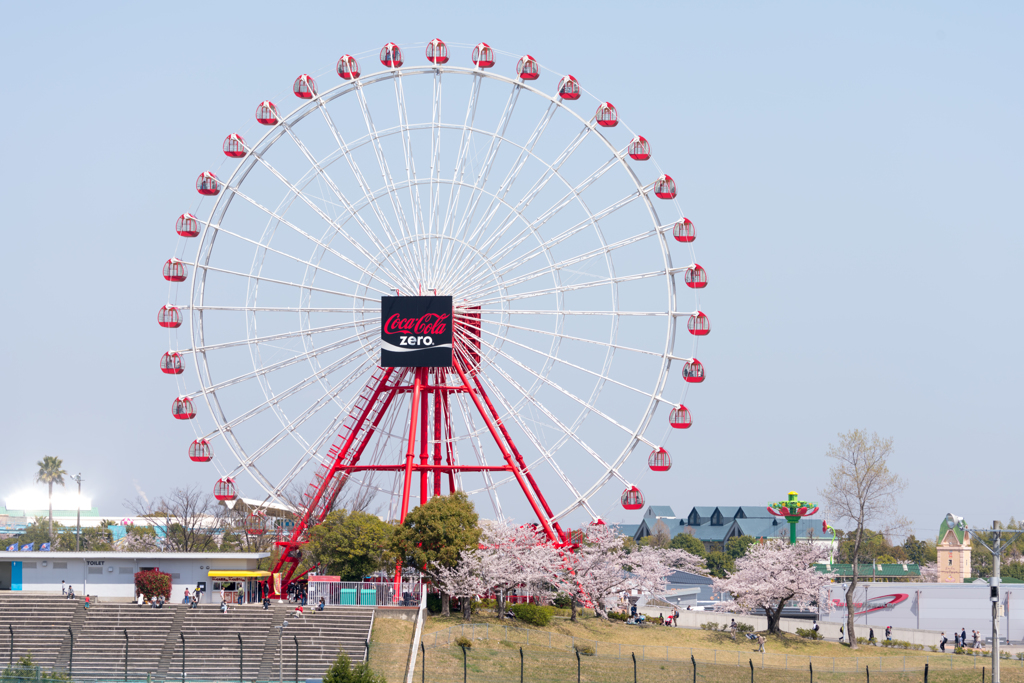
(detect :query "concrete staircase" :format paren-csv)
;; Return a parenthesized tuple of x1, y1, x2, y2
(70, 603, 177, 679)
(257, 606, 374, 681)
(0, 593, 79, 671)
(52, 598, 88, 673)
(168, 604, 277, 681)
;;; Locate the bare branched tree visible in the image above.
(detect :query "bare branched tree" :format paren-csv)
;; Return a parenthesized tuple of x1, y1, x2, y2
(124, 484, 228, 553)
(819, 429, 909, 649)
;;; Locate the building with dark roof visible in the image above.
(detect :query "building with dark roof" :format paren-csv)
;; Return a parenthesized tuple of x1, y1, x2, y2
(636, 505, 829, 552)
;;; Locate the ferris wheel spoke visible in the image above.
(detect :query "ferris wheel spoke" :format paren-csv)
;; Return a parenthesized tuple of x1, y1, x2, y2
(472, 369, 599, 520)
(197, 263, 380, 302)
(453, 392, 504, 521)
(446, 156, 624, 295)
(188, 305, 377, 313)
(353, 85, 418, 278)
(190, 327, 378, 394)
(227, 185, 405, 290)
(393, 73, 428, 282)
(192, 318, 377, 354)
(427, 71, 443, 260)
(458, 343, 627, 489)
(212, 223, 394, 296)
(316, 102, 419, 281)
(471, 270, 666, 307)
(228, 355, 378, 475)
(438, 74, 483, 251)
(475, 313, 675, 362)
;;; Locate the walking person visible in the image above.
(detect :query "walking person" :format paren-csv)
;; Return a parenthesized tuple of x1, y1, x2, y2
(869, 627, 875, 642)
(730, 619, 738, 641)
(939, 633, 947, 653)
(839, 625, 844, 643)
(61, 580, 66, 596)
(885, 626, 891, 641)
(961, 628, 967, 649)
(973, 630, 980, 648)
(756, 634, 766, 653)
(674, 609, 680, 628)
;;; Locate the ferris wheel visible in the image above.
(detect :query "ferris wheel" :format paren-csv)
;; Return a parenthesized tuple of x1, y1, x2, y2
(160, 40, 709, 577)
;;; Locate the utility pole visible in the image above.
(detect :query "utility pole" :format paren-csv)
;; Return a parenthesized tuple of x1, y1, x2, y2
(950, 514, 1024, 683)
(70, 474, 83, 551)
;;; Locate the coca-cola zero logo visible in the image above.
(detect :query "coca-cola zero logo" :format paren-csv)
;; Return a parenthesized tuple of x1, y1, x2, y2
(380, 296, 453, 367)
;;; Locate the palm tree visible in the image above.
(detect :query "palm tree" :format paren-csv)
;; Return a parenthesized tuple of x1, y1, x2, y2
(35, 456, 67, 540)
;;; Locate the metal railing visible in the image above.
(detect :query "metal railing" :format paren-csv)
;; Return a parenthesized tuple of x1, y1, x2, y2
(306, 579, 422, 607)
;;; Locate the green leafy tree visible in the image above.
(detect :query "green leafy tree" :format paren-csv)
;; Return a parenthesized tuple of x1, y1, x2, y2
(322, 652, 384, 683)
(35, 455, 67, 540)
(726, 535, 757, 559)
(669, 532, 706, 557)
(18, 517, 57, 547)
(902, 535, 936, 566)
(307, 509, 396, 580)
(704, 551, 735, 578)
(390, 492, 480, 617)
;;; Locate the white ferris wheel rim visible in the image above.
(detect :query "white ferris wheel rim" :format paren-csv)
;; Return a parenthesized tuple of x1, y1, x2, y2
(166, 53, 702, 525)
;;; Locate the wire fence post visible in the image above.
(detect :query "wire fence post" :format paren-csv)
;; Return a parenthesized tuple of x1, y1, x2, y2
(576, 648, 581, 683)
(519, 646, 523, 683)
(925, 662, 929, 683)
(461, 645, 467, 683)
(421, 642, 426, 683)
(983, 666, 986, 683)
(810, 661, 813, 683)
(293, 635, 298, 683)
(632, 652, 637, 683)
(692, 654, 697, 683)
(67, 627, 73, 678)
(750, 658, 754, 683)
(866, 665, 870, 683)
(238, 633, 243, 683)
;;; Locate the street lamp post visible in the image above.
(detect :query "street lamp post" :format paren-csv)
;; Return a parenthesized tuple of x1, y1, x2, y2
(70, 474, 83, 552)
(949, 514, 1024, 683)
(277, 621, 288, 683)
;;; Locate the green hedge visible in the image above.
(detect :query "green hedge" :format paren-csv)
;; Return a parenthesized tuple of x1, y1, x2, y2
(509, 603, 553, 627)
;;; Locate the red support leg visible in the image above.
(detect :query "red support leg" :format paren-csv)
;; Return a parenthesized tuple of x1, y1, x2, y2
(433, 370, 442, 497)
(419, 368, 429, 506)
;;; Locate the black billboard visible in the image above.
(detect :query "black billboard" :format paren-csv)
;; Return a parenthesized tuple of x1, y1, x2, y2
(380, 296, 453, 368)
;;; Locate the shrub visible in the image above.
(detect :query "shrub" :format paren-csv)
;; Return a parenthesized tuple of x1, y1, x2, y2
(1, 654, 70, 682)
(737, 623, 755, 634)
(929, 646, 938, 652)
(454, 636, 472, 649)
(700, 622, 720, 631)
(509, 603, 552, 627)
(796, 628, 823, 640)
(426, 594, 442, 614)
(608, 611, 628, 622)
(553, 593, 573, 609)
(574, 644, 595, 656)
(322, 652, 384, 683)
(134, 569, 172, 601)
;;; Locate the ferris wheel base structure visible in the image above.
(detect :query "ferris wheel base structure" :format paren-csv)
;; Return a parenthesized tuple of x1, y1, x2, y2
(270, 354, 567, 595)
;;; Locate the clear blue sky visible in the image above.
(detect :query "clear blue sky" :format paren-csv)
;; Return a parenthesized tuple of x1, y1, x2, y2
(1, 2, 1021, 540)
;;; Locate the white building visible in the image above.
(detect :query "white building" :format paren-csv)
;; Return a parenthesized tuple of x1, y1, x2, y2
(0, 551, 269, 604)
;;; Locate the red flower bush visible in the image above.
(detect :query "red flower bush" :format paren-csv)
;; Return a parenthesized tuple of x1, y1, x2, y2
(134, 569, 172, 600)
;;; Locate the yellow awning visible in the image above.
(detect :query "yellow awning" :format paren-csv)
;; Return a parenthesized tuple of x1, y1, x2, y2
(207, 570, 272, 578)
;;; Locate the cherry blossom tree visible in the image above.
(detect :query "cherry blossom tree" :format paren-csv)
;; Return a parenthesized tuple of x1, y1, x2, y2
(553, 523, 705, 622)
(433, 557, 486, 621)
(474, 520, 561, 619)
(712, 539, 832, 634)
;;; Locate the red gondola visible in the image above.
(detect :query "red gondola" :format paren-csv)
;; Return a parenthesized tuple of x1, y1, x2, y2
(472, 42, 495, 68)
(158, 305, 182, 328)
(516, 55, 540, 81)
(596, 102, 618, 127)
(196, 172, 220, 196)
(337, 55, 360, 80)
(682, 359, 705, 384)
(426, 39, 449, 64)
(380, 43, 403, 68)
(176, 213, 200, 237)
(255, 101, 279, 125)
(648, 447, 672, 472)
(160, 352, 183, 375)
(189, 439, 213, 463)
(621, 486, 644, 510)
(222, 134, 246, 158)
(684, 264, 707, 289)
(654, 174, 676, 199)
(557, 75, 580, 101)
(669, 405, 692, 429)
(171, 396, 196, 420)
(673, 218, 696, 243)
(293, 74, 317, 99)
(163, 258, 187, 282)
(246, 512, 266, 536)
(627, 136, 651, 161)
(214, 477, 236, 501)
(687, 312, 711, 336)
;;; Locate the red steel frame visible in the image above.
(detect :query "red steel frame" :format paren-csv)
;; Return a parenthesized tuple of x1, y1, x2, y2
(270, 357, 567, 597)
